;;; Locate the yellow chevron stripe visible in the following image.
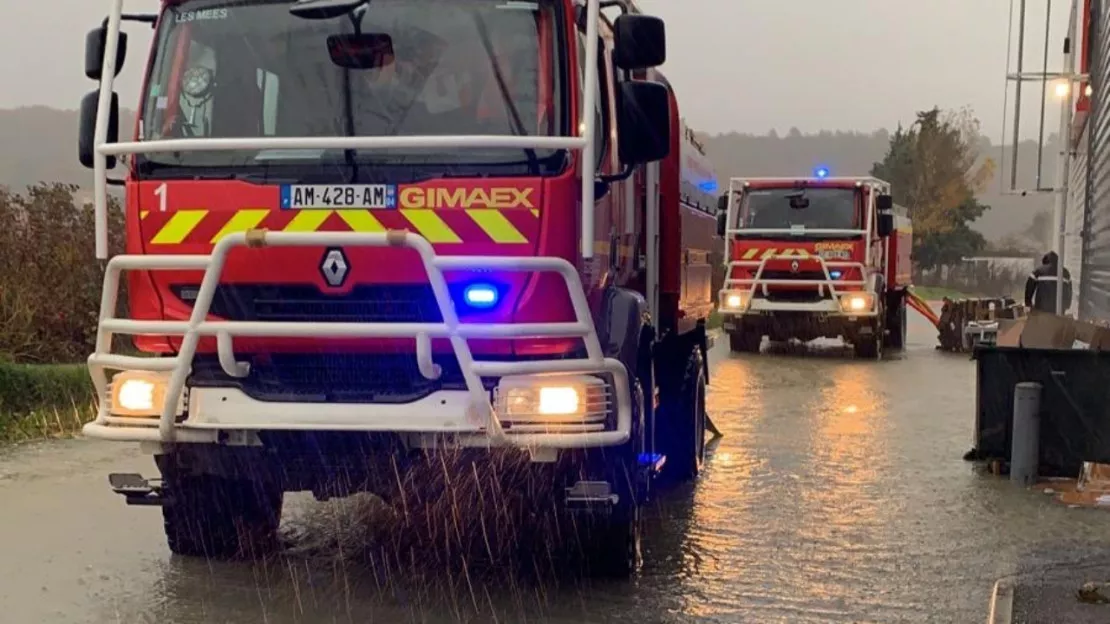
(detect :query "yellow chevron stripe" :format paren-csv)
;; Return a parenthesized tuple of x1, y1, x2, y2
(466, 209, 527, 244)
(780, 248, 809, 258)
(211, 208, 269, 243)
(760, 248, 779, 260)
(284, 210, 332, 233)
(337, 210, 385, 233)
(530, 209, 539, 218)
(401, 209, 461, 243)
(742, 248, 759, 260)
(151, 210, 207, 245)
(140, 211, 149, 220)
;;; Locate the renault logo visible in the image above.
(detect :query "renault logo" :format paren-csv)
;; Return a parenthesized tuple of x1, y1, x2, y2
(790, 260, 800, 273)
(320, 248, 349, 287)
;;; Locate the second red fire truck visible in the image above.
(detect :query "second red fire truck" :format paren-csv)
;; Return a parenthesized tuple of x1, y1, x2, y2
(716, 172, 913, 359)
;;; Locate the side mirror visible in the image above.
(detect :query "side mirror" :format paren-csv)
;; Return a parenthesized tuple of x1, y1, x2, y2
(877, 212, 894, 238)
(717, 193, 729, 213)
(85, 26, 128, 80)
(876, 193, 893, 212)
(613, 14, 666, 70)
(717, 211, 727, 237)
(617, 81, 671, 166)
(79, 90, 119, 169)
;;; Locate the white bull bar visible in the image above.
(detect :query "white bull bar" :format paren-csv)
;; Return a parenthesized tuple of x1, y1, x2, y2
(718, 254, 877, 315)
(84, 230, 632, 448)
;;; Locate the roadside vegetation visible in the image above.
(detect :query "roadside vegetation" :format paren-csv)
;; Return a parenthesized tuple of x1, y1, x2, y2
(0, 183, 123, 441)
(911, 286, 978, 301)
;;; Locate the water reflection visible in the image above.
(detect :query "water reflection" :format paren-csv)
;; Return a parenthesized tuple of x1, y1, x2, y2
(57, 322, 1110, 623)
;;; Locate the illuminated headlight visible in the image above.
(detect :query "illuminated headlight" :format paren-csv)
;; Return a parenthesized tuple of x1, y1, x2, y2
(720, 290, 750, 311)
(839, 293, 875, 313)
(494, 375, 610, 424)
(109, 371, 170, 417)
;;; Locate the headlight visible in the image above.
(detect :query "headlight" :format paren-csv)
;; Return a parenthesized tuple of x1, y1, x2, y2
(839, 292, 875, 313)
(720, 290, 750, 311)
(495, 375, 609, 424)
(109, 371, 170, 417)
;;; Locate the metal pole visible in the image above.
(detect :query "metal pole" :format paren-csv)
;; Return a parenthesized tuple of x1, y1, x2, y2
(1037, 0, 1053, 190)
(1055, 3, 1078, 315)
(1012, 0, 1028, 191)
(1010, 382, 1042, 487)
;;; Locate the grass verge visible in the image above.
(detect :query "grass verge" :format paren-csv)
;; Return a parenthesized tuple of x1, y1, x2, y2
(0, 361, 95, 443)
(707, 310, 722, 330)
(911, 286, 978, 301)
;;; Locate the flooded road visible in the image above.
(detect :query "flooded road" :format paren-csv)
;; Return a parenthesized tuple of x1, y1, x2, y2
(4, 311, 1110, 623)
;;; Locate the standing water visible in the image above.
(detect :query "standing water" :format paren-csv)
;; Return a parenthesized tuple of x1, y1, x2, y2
(3, 314, 1110, 623)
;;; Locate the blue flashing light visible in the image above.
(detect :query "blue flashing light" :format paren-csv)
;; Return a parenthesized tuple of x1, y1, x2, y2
(463, 283, 499, 309)
(698, 180, 719, 193)
(638, 452, 666, 472)
(829, 270, 843, 279)
(814, 166, 830, 179)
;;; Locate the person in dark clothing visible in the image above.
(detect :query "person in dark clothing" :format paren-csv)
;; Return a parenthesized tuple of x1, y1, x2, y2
(1024, 250, 1073, 313)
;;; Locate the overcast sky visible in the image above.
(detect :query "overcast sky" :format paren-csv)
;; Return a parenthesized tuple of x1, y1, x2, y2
(1, 0, 1074, 141)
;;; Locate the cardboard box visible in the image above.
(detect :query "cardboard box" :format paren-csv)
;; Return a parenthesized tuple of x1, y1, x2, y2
(1004, 311, 1110, 351)
(995, 318, 1025, 347)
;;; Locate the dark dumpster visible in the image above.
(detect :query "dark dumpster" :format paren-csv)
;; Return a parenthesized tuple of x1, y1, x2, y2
(974, 346, 1110, 478)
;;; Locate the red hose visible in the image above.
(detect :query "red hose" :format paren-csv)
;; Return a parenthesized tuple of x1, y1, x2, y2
(905, 291, 940, 328)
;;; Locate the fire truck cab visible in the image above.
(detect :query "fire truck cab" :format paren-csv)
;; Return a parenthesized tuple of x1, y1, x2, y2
(76, 0, 715, 576)
(715, 174, 913, 359)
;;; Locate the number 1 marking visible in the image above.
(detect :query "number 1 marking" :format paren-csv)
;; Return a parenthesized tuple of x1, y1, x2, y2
(154, 183, 168, 212)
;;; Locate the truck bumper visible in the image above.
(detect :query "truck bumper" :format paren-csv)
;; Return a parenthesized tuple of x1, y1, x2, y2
(719, 299, 880, 341)
(83, 231, 632, 451)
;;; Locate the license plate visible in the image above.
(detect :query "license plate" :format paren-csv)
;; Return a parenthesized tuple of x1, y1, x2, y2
(280, 185, 397, 209)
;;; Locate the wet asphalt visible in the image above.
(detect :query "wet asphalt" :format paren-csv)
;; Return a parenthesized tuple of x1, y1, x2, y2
(3, 311, 1110, 623)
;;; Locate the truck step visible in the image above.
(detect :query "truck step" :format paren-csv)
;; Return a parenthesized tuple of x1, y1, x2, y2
(564, 480, 619, 511)
(108, 473, 165, 506)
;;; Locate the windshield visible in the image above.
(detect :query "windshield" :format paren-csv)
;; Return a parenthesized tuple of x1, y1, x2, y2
(139, 0, 564, 177)
(735, 187, 860, 234)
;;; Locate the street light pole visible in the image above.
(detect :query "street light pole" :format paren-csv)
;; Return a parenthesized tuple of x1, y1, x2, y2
(1054, 0, 1078, 316)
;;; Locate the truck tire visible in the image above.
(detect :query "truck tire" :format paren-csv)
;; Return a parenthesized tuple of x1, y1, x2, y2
(728, 331, 761, 354)
(578, 380, 645, 578)
(853, 317, 885, 360)
(162, 472, 283, 559)
(884, 295, 908, 350)
(660, 347, 707, 482)
(579, 495, 643, 578)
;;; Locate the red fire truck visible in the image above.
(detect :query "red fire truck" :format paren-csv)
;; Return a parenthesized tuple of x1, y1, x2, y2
(76, 0, 718, 575)
(715, 173, 913, 359)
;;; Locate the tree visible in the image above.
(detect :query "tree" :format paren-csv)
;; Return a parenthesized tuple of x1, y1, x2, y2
(871, 107, 994, 270)
(1022, 209, 1052, 248)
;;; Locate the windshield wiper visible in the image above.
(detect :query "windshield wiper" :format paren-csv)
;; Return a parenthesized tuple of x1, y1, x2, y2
(472, 13, 540, 175)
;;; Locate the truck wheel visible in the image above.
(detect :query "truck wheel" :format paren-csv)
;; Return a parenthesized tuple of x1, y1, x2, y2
(578, 379, 645, 578)
(161, 471, 283, 559)
(660, 347, 707, 482)
(579, 497, 642, 578)
(728, 331, 761, 354)
(853, 322, 884, 360)
(884, 295, 908, 350)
